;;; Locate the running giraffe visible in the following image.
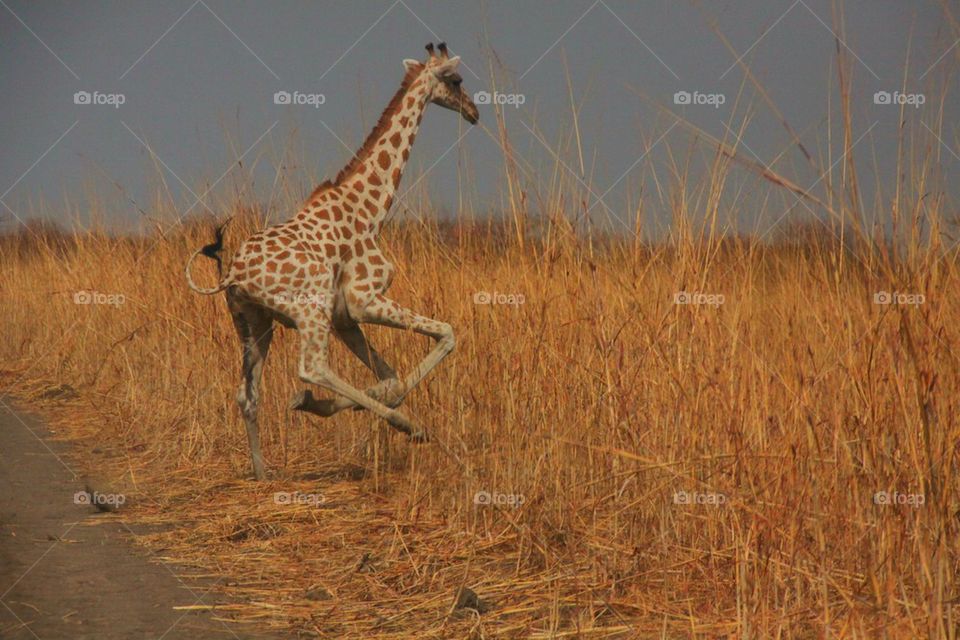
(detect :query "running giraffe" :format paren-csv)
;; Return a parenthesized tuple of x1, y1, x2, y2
(185, 43, 478, 480)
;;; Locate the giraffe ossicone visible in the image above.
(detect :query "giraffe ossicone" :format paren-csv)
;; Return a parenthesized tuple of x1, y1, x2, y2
(184, 42, 478, 480)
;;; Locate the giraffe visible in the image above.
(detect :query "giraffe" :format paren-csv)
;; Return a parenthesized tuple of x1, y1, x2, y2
(185, 42, 478, 480)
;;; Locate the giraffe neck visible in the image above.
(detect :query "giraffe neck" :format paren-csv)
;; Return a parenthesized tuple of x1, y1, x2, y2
(335, 70, 430, 235)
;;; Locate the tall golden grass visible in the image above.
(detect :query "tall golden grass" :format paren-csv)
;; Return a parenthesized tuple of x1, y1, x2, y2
(1, 25, 958, 640)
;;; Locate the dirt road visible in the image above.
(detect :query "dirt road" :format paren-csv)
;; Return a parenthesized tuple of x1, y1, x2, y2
(0, 401, 264, 640)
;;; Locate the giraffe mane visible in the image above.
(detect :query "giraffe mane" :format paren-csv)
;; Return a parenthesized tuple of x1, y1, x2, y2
(308, 63, 425, 200)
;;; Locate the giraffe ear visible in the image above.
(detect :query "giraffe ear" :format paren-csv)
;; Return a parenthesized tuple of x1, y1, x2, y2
(403, 59, 421, 73)
(433, 55, 461, 77)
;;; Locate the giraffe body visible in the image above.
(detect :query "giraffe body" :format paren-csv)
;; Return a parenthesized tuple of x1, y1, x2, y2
(185, 43, 478, 480)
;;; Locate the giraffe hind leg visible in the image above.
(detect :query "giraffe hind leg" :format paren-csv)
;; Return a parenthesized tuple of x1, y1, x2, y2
(230, 300, 274, 481)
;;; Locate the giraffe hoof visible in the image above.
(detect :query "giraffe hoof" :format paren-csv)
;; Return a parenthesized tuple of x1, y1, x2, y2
(288, 390, 312, 411)
(289, 390, 338, 417)
(408, 430, 429, 444)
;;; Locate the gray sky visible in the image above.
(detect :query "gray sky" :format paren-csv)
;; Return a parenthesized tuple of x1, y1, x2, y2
(1, 1, 956, 236)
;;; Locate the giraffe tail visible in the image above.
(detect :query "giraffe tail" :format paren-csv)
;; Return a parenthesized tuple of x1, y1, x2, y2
(184, 217, 234, 295)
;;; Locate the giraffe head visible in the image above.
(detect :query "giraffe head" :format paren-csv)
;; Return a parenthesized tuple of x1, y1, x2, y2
(404, 42, 479, 125)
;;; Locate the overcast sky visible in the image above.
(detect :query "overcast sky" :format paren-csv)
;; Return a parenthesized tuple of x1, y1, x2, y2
(1, 1, 956, 237)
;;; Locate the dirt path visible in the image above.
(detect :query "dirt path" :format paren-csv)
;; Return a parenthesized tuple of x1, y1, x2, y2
(0, 401, 267, 640)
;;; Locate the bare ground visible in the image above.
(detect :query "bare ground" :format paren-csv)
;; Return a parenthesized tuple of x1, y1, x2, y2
(0, 400, 271, 640)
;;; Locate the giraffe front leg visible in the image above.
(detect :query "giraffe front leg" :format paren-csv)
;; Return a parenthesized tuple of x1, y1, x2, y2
(289, 378, 405, 416)
(351, 294, 456, 405)
(289, 321, 404, 416)
(293, 293, 454, 417)
(295, 322, 427, 441)
(336, 322, 407, 408)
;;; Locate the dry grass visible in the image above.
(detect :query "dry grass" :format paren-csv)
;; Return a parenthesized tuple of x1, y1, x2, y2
(2, 17, 959, 638)
(1, 207, 958, 637)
